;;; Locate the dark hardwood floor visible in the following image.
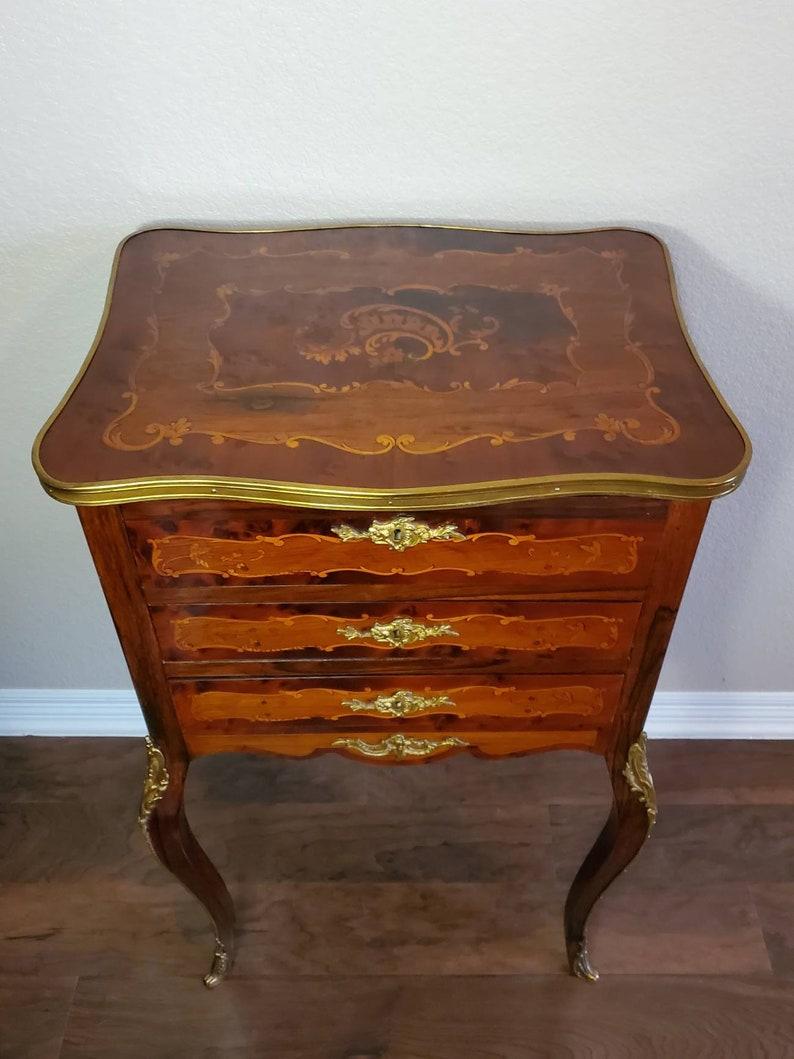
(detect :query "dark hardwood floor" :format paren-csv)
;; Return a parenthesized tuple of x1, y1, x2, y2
(2, 738, 794, 1058)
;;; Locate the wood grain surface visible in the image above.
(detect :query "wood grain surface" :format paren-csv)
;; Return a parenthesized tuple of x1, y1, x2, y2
(2, 737, 794, 1057)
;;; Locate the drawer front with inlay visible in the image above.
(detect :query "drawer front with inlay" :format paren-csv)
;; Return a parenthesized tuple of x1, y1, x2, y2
(125, 500, 665, 596)
(171, 674, 623, 731)
(154, 600, 640, 673)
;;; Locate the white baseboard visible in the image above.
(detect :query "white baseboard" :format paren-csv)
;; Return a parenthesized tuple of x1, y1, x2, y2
(0, 689, 793, 739)
(647, 692, 794, 739)
(0, 690, 146, 737)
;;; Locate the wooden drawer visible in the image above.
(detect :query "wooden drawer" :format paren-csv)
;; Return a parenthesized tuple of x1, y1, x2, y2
(171, 674, 623, 731)
(125, 499, 665, 598)
(154, 600, 640, 675)
(181, 727, 604, 760)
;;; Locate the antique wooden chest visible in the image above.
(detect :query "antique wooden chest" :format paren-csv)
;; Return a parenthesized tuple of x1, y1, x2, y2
(33, 224, 749, 986)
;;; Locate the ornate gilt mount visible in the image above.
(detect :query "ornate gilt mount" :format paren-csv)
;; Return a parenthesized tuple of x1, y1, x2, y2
(138, 736, 169, 840)
(341, 689, 455, 718)
(203, 936, 231, 989)
(331, 515, 465, 552)
(623, 732, 657, 835)
(337, 616, 459, 648)
(332, 734, 468, 760)
(571, 938, 599, 982)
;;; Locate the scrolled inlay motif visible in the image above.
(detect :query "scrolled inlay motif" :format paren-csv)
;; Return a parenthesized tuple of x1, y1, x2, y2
(150, 530, 641, 580)
(99, 246, 684, 459)
(172, 611, 622, 655)
(331, 516, 465, 552)
(623, 732, 657, 835)
(332, 734, 468, 760)
(188, 682, 608, 724)
(298, 302, 499, 365)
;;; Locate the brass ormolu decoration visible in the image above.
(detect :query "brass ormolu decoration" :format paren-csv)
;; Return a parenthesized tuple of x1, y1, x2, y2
(341, 690, 456, 718)
(332, 734, 469, 760)
(571, 939, 599, 982)
(337, 616, 459, 648)
(203, 937, 231, 989)
(623, 732, 657, 835)
(331, 516, 465, 552)
(138, 736, 169, 843)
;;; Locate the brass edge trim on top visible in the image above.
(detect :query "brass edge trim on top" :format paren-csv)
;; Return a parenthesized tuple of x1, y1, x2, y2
(31, 222, 751, 511)
(655, 234, 752, 492)
(38, 467, 745, 509)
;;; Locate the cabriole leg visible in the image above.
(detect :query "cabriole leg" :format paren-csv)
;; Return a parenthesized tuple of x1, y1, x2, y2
(139, 737, 236, 988)
(564, 733, 657, 981)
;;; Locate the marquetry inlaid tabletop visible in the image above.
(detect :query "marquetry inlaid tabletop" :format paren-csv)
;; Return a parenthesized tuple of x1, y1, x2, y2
(34, 225, 749, 508)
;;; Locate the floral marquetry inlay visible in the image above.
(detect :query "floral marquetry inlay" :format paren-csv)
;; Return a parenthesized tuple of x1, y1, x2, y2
(298, 303, 499, 366)
(186, 682, 610, 723)
(151, 531, 642, 580)
(36, 225, 750, 509)
(172, 611, 623, 655)
(98, 240, 683, 458)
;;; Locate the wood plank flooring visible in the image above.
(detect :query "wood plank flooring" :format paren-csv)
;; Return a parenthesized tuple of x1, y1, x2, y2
(1, 738, 794, 1057)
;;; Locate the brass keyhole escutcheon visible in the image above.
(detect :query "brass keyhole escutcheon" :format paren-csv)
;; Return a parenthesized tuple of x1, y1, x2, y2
(336, 616, 459, 648)
(331, 516, 465, 552)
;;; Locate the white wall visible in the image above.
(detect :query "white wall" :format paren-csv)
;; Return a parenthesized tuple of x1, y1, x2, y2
(1, 0, 792, 694)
